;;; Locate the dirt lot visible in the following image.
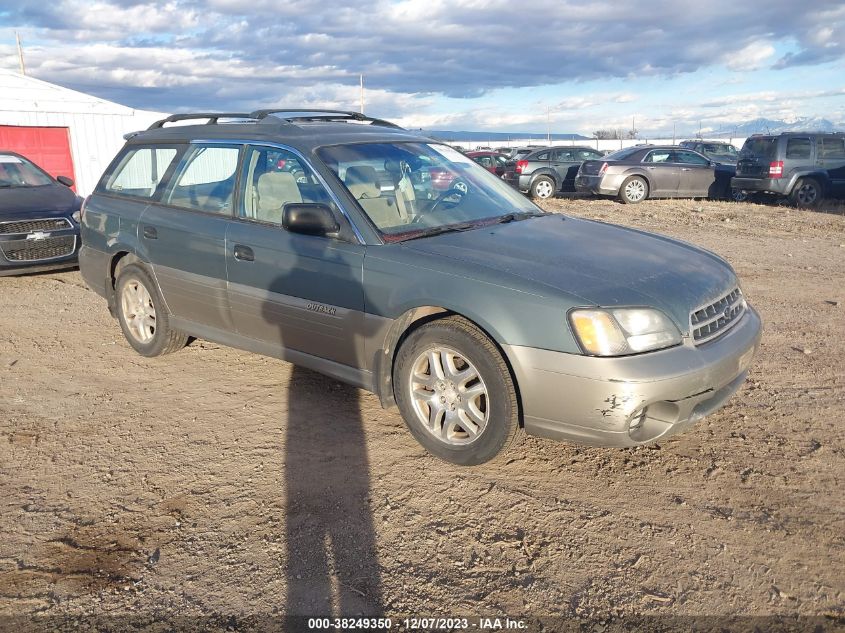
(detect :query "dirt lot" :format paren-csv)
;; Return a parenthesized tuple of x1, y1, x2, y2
(1, 196, 843, 629)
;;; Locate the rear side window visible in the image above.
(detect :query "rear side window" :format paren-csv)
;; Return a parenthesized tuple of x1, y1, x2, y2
(643, 150, 672, 163)
(785, 138, 812, 159)
(675, 150, 710, 165)
(819, 137, 845, 159)
(104, 147, 179, 198)
(163, 145, 241, 214)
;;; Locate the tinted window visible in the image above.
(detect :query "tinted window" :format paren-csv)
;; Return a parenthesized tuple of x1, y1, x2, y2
(643, 151, 672, 163)
(163, 145, 240, 214)
(785, 138, 812, 159)
(819, 137, 845, 159)
(574, 149, 602, 161)
(675, 150, 710, 165)
(104, 147, 179, 198)
(552, 149, 573, 161)
(740, 137, 777, 160)
(239, 146, 333, 225)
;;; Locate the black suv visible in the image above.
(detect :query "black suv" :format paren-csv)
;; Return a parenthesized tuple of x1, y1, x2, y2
(678, 140, 740, 165)
(732, 132, 845, 207)
(504, 146, 604, 199)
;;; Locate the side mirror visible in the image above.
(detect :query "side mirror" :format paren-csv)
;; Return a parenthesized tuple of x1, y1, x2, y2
(282, 203, 340, 236)
(57, 175, 74, 187)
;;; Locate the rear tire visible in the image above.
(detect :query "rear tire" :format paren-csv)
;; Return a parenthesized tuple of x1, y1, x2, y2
(789, 177, 822, 209)
(530, 176, 555, 200)
(619, 176, 648, 204)
(393, 316, 521, 466)
(115, 263, 188, 357)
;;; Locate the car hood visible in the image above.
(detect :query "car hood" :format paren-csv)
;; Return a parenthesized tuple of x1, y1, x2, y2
(401, 215, 736, 333)
(0, 184, 81, 219)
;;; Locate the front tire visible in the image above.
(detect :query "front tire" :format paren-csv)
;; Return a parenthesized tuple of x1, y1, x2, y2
(530, 176, 555, 200)
(789, 177, 822, 209)
(115, 263, 188, 357)
(619, 176, 648, 204)
(393, 317, 520, 466)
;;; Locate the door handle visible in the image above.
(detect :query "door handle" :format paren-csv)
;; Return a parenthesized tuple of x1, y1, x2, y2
(233, 244, 254, 262)
(681, 168, 692, 171)
(142, 226, 157, 239)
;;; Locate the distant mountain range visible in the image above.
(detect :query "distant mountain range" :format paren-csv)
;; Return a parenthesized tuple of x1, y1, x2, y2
(422, 117, 843, 143)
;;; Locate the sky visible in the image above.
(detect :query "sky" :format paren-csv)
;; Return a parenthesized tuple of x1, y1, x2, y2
(1, 0, 844, 137)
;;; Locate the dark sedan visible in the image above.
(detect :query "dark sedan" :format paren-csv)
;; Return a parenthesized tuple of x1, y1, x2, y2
(0, 152, 82, 275)
(575, 145, 739, 204)
(505, 146, 605, 199)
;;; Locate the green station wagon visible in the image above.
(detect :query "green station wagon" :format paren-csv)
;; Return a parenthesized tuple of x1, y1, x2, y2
(79, 110, 762, 465)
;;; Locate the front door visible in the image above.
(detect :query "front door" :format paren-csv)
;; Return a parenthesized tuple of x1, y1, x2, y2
(642, 149, 679, 196)
(225, 145, 366, 368)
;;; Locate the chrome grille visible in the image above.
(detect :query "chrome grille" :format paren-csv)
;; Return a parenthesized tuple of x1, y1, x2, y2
(691, 288, 746, 344)
(0, 218, 72, 235)
(0, 236, 76, 262)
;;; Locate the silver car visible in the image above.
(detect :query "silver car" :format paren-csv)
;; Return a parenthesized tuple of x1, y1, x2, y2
(575, 145, 738, 204)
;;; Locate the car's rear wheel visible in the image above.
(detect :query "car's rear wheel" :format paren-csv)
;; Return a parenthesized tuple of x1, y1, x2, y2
(393, 316, 521, 466)
(730, 188, 748, 203)
(789, 177, 822, 209)
(530, 176, 555, 199)
(619, 176, 648, 204)
(115, 263, 188, 357)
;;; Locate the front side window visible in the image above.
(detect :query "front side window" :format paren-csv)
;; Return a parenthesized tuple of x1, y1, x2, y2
(239, 146, 334, 225)
(163, 145, 240, 214)
(104, 147, 179, 198)
(675, 150, 710, 165)
(819, 137, 845, 159)
(317, 142, 540, 237)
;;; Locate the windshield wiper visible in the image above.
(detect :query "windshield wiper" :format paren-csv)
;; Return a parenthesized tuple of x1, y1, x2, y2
(494, 211, 545, 224)
(393, 221, 480, 242)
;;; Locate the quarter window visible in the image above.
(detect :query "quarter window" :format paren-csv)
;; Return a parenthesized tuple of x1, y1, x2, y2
(104, 147, 179, 198)
(785, 138, 812, 159)
(163, 145, 241, 214)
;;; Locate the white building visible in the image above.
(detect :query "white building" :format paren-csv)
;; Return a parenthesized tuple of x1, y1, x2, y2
(0, 68, 165, 195)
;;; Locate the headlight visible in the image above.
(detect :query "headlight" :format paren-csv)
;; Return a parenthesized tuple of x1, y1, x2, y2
(71, 210, 81, 223)
(569, 308, 681, 356)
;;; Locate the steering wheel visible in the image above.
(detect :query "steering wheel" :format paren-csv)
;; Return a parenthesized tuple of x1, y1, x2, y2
(430, 185, 467, 212)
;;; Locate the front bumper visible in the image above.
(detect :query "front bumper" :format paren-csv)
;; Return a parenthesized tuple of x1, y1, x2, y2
(504, 306, 762, 447)
(0, 222, 80, 276)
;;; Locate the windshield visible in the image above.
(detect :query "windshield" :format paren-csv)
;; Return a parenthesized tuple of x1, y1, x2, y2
(0, 154, 55, 188)
(703, 144, 738, 156)
(317, 142, 541, 238)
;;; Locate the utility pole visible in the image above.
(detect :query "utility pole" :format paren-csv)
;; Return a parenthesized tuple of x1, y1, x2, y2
(16, 31, 26, 75)
(359, 74, 364, 114)
(672, 122, 676, 145)
(547, 107, 551, 144)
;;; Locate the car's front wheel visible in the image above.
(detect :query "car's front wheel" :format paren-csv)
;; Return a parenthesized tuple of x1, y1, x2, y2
(115, 263, 188, 357)
(789, 177, 822, 209)
(619, 176, 648, 204)
(393, 317, 521, 466)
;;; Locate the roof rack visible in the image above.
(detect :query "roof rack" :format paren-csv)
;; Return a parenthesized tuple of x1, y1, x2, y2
(249, 109, 403, 129)
(147, 113, 253, 130)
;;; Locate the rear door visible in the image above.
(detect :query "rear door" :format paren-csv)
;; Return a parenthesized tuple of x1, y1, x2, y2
(675, 150, 716, 196)
(140, 143, 242, 331)
(549, 149, 576, 190)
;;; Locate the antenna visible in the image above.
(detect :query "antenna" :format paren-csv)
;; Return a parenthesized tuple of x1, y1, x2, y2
(15, 31, 26, 75)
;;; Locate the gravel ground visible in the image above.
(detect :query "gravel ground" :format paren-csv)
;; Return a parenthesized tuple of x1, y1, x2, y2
(1, 196, 843, 631)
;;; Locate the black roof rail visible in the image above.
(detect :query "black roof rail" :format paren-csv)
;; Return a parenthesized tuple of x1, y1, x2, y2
(250, 109, 403, 129)
(147, 113, 253, 130)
